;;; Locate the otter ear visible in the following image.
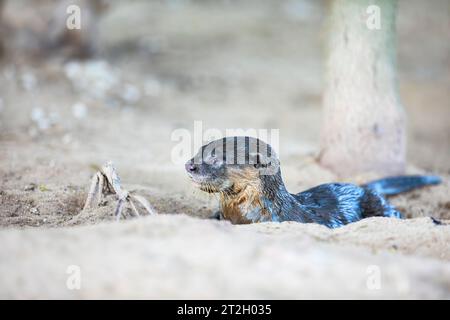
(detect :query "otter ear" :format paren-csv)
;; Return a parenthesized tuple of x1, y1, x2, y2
(248, 151, 280, 176)
(249, 152, 268, 169)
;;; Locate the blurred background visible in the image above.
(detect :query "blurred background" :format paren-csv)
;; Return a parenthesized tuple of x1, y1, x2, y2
(0, 0, 449, 227)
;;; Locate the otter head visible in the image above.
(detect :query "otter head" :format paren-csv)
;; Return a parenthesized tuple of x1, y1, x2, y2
(185, 136, 280, 195)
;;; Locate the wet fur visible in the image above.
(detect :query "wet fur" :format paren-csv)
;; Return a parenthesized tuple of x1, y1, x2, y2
(187, 137, 440, 228)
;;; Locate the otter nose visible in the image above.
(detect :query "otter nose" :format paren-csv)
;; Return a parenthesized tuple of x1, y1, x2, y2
(185, 162, 198, 173)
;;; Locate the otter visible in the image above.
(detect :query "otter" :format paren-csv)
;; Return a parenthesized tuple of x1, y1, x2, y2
(185, 136, 441, 228)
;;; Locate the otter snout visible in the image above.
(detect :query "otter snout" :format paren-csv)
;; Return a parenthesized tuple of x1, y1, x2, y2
(184, 156, 232, 193)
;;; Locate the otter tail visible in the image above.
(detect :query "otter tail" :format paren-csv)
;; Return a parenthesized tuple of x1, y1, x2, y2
(362, 175, 441, 196)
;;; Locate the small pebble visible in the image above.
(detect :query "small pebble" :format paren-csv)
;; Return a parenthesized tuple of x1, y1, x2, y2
(31, 107, 51, 130)
(30, 207, 40, 215)
(62, 134, 72, 145)
(3, 66, 16, 81)
(24, 183, 37, 191)
(38, 185, 51, 192)
(121, 84, 141, 104)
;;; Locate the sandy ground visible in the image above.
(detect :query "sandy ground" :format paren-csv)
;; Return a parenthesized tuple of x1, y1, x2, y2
(0, 215, 449, 299)
(0, 0, 449, 299)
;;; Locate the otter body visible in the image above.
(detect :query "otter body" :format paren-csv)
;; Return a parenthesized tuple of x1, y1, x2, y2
(186, 137, 441, 228)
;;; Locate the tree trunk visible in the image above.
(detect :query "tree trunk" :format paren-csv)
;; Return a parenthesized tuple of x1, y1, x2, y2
(319, 0, 406, 176)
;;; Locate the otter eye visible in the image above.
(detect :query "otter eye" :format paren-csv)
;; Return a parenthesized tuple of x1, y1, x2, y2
(211, 156, 219, 165)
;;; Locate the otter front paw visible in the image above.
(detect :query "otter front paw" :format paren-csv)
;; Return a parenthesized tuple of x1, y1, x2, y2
(210, 210, 224, 220)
